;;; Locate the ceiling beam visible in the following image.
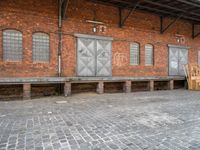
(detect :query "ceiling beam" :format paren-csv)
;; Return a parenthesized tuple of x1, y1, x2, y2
(143, 0, 200, 18)
(176, 0, 200, 8)
(137, 4, 200, 22)
(89, 0, 200, 23)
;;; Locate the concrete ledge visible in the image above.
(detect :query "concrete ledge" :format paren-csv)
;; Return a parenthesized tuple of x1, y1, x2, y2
(0, 76, 185, 85)
(0, 76, 186, 99)
(69, 76, 185, 82)
(0, 77, 68, 85)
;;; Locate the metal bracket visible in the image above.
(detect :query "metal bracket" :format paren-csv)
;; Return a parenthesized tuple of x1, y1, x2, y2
(192, 24, 200, 39)
(58, 0, 69, 27)
(118, 1, 140, 28)
(160, 14, 182, 34)
(59, 0, 69, 20)
(62, 0, 69, 19)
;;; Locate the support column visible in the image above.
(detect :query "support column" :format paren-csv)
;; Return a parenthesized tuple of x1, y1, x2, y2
(184, 80, 188, 89)
(97, 81, 104, 94)
(23, 83, 31, 100)
(64, 82, 71, 96)
(123, 81, 132, 93)
(169, 80, 174, 90)
(149, 80, 154, 91)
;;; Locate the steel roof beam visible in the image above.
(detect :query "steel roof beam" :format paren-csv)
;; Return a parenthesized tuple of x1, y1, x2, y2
(137, 4, 200, 22)
(160, 14, 183, 34)
(143, 0, 200, 18)
(118, 0, 141, 27)
(61, 0, 69, 19)
(192, 23, 200, 39)
(176, 0, 200, 8)
(89, 0, 200, 23)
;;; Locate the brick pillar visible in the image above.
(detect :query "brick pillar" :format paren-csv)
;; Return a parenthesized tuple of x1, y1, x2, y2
(97, 81, 104, 94)
(64, 82, 71, 96)
(23, 83, 31, 100)
(123, 81, 132, 93)
(169, 80, 174, 90)
(149, 80, 154, 91)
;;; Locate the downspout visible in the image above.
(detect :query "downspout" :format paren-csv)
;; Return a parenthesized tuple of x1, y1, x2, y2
(58, 0, 62, 77)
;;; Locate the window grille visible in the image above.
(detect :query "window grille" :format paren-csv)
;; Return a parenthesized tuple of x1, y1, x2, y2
(145, 44, 154, 66)
(130, 42, 140, 65)
(3, 30, 23, 61)
(32, 32, 50, 62)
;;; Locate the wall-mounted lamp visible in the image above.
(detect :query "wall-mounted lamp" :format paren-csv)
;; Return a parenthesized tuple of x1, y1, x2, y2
(175, 34, 185, 44)
(92, 26, 97, 33)
(86, 19, 105, 33)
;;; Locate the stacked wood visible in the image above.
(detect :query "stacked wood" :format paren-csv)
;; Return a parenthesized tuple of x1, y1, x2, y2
(183, 64, 200, 90)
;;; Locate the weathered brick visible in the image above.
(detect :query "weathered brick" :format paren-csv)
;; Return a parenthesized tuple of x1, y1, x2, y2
(0, 0, 199, 78)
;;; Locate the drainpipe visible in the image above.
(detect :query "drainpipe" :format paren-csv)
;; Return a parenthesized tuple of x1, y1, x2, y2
(58, 0, 62, 77)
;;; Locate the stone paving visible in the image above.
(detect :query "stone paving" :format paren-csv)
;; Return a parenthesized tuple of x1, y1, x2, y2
(1, 90, 200, 150)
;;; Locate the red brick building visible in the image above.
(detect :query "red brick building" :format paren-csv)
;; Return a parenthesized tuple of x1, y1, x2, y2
(0, 0, 199, 99)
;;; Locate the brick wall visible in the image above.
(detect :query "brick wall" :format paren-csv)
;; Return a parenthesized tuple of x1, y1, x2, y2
(0, 0, 200, 77)
(0, 0, 58, 77)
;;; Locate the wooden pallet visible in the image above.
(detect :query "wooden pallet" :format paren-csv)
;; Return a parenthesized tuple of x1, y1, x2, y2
(184, 64, 200, 90)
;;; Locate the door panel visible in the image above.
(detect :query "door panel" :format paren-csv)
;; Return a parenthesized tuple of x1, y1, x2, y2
(179, 49, 188, 76)
(77, 37, 112, 77)
(96, 40, 112, 76)
(77, 38, 95, 76)
(169, 48, 179, 76)
(169, 46, 188, 76)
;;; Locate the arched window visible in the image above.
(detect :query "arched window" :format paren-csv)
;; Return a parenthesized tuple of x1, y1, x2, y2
(3, 29, 23, 61)
(130, 42, 140, 65)
(32, 32, 50, 63)
(145, 44, 154, 66)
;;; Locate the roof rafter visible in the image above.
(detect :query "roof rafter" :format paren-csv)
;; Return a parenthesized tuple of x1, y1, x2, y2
(89, 0, 200, 24)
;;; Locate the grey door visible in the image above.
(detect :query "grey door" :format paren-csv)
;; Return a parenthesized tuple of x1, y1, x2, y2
(179, 49, 188, 76)
(169, 47, 179, 76)
(77, 37, 112, 77)
(169, 46, 188, 76)
(77, 38, 95, 76)
(96, 40, 112, 76)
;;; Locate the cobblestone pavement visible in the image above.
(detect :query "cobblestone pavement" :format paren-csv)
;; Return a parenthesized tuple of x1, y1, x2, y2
(1, 90, 200, 150)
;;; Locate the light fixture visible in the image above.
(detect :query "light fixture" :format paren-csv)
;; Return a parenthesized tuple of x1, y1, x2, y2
(92, 26, 97, 33)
